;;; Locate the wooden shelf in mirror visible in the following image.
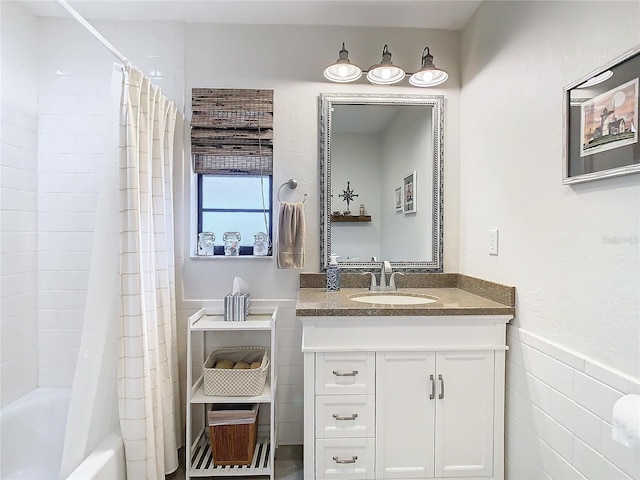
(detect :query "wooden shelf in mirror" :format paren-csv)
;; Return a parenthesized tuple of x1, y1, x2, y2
(331, 214, 372, 223)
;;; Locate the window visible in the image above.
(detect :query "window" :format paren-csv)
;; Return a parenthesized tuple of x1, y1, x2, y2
(197, 175, 272, 255)
(191, 88, 274, 257)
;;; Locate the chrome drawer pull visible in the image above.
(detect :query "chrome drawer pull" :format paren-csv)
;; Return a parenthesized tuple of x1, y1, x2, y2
(333, 370, 358, 377)
(332, 413, 358, 421)
(333, 455, 358, 464)
(429, 374, 435, 400)
(438, 374, 445, 399)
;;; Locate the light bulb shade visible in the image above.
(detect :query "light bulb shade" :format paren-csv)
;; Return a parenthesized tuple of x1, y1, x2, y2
(324, 42, 362, 83)
(409, 46, 448, 87)
(366, 45, 405, 85)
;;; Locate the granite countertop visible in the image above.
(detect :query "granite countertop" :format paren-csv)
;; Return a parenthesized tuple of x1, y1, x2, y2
(296, 273, 516, 317)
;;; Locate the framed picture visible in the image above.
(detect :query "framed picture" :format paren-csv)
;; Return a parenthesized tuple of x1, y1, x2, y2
(403, 171, 416, 214)
(394, 186, 403, 211)
(563, 45, 640, 184)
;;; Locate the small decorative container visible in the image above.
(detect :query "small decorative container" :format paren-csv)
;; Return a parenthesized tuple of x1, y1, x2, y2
(223, 231, 241, 256)
(197, 232, 215, 256)
(253, 232, 268, 256)
(326, 253, 341, 291)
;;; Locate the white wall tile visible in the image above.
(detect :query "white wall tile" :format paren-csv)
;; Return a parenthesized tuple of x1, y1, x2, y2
(573, 437, 633, 480)
(585, 360, 634, 394)
(38, 212, 97, 232)
(575, 370, 625, 423)
(278, 421, 304, 446)
(278, 365, 303, 385)
(38, 231, 93, 252)
(1, 252, 38, 275)
(1, 188, 36, 212)
(506, 413, 555, 480)
(507, 359, 554, 413)
(278, 345, 303, 367)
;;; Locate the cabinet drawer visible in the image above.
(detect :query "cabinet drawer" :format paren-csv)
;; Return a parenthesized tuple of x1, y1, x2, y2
(316, 438, 375, 480)
(316, 352, 375, 395)
(316, 394, 375, 439)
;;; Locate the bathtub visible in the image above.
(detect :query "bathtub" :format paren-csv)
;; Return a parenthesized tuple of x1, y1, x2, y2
(0, 388, 126, 479)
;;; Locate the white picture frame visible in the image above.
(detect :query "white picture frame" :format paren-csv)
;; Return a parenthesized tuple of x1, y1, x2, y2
(403, 171, 416, 214)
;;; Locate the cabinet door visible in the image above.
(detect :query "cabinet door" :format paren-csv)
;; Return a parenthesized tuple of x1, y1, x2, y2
(434, 351, 495, 478)
(376, 351, 436, 479)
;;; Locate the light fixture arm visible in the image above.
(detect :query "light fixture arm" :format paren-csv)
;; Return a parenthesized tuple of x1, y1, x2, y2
(420, 46, 434, 68)
(337, 42, 350, 61)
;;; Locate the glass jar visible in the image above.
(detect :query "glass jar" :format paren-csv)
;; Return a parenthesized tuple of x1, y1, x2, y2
(253, 232, 269, 256)
(197, 232, 215, 256)
(223, 231, 241, 256)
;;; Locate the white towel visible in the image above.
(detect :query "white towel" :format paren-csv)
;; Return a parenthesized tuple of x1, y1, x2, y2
(277, 201, 305, 269)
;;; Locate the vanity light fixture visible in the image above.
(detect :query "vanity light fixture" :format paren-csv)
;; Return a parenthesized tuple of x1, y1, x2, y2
(323, 42, 363, 83)
(409, 46, 448, 87)
(366, 45, 406, 85)
(323, 43, 448, 87)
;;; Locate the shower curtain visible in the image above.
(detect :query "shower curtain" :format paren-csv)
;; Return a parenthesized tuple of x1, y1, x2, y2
(118, 65, 181, 479)
(59, 64, 182, 479)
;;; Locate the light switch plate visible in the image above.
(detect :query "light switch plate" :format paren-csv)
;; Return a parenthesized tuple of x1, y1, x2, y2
(489, 229, 499, 256)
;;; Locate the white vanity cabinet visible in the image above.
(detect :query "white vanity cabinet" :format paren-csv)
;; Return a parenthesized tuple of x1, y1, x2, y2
(301, 315, 513, 480)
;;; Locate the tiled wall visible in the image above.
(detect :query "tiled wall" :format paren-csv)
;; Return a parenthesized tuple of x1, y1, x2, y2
(36, 30, 110, 386)
(35, 17, 185, 387)
(0, 1, 39, 407)
(506, 326, 640, 479)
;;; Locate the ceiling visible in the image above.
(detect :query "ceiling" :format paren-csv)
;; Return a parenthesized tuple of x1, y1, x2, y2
(21, 0, 482, 30)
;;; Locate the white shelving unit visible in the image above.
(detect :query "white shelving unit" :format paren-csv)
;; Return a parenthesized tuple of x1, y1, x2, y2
(186, 308, 278, 479)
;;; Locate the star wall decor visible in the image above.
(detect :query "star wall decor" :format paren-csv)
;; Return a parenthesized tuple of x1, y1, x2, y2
(338, 181, 359, 212)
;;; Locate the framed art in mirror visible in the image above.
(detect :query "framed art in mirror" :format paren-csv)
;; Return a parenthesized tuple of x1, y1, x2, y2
(563, 45, 640, 184)
(403, 171, 417, 214)
(394, 186, 402, 211)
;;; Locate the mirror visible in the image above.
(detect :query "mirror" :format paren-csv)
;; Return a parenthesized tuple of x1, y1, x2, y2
(319, 93, 444, 271)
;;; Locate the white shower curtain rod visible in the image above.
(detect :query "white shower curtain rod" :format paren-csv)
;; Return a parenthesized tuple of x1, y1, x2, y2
(55, 0, 129, 67)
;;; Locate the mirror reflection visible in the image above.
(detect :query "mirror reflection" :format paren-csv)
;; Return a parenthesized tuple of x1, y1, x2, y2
(319, 93, 444, 271)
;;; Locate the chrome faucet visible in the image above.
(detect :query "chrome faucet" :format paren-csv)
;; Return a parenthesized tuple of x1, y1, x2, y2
(379, 261, 392, 288)
(361, 261, 403, 291)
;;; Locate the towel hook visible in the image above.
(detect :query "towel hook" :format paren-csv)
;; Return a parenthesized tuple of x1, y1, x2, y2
(277, 178, 307, 203)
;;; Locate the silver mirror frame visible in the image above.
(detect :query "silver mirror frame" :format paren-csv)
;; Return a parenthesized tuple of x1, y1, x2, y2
(319, 93, 445, 271)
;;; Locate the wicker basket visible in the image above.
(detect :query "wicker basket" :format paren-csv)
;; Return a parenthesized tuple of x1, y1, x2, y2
(203, 347, 269, 396)
(208, 403, 259, 466)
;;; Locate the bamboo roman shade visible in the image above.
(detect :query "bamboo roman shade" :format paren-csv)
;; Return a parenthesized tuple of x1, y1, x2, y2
(191, 88, 273, 176)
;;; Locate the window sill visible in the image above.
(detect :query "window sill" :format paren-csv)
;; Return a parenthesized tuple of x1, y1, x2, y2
(189, 254, 273, 260)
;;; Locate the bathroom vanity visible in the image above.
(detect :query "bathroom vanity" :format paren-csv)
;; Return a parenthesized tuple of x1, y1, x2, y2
(297, 274, 515, 480)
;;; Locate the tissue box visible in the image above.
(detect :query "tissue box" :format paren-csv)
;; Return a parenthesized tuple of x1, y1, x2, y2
(203, 347, 269, 396)
(224, 293, 251, 321)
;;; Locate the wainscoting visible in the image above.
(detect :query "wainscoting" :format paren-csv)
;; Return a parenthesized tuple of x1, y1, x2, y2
(506, 327, 639, 479)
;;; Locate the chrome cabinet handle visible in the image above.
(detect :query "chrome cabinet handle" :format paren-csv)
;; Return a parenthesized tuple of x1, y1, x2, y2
(429, 374, 435, 400)
(333, 456, 358, 464)
(333, 413, 358, 421)
(438, 374, 445, 399)
(333, 370, 358, 377)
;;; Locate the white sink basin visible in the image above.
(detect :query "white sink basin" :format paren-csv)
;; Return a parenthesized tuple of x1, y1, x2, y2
(349, 293, 439, 306)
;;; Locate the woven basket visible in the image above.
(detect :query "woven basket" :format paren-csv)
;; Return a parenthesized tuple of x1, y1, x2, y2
(203, 347, 269, 396)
